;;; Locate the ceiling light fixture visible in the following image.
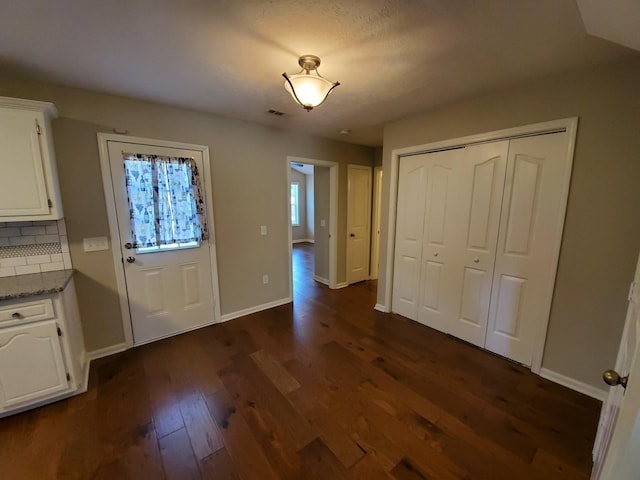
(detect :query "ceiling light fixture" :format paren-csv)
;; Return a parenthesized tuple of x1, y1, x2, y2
(283, 55, 340, 111)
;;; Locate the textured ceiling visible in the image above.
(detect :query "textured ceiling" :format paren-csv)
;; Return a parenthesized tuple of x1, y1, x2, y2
(0, 0, 636, 146)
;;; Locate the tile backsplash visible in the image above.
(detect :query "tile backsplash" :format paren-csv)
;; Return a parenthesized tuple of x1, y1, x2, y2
(0, 219, 72, 277)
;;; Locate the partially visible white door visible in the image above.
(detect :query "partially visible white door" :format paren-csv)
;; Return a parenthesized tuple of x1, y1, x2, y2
(592, 251, 640, 479)
(392, 156, 428, 319)
(485, 132, 571, 365)
(107, 140, 217, 345)
(347, 165, 372, 284)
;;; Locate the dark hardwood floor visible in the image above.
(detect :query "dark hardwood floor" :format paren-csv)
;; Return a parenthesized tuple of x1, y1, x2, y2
(0, 242, 601, 479)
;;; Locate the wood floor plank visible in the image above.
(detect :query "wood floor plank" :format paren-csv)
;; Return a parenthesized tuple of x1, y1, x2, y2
(205, 388, 281, 480)
(350, 454, 395, 479)
(158, 427, 201, 480)
(298, 437, 353, 480)
(199, 448, 240, 480)
(250, 349, 301, 394)
(179, 391, 225, 460)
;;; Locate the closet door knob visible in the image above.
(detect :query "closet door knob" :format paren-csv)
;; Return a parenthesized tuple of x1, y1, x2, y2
(474, 258, 479, 263)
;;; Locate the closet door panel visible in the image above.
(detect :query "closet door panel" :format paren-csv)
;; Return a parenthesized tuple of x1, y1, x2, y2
(486, 132, 571, 365)
(417, 149, 461, 332)
(392, 157, 428, 320)
(448, 141, 508, 346)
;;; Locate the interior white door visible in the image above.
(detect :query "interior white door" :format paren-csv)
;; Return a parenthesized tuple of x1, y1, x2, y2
(446, 141, 509, 346)
(107, 140, 216, 345)
(485, 132, 571, 365)
(346, 165, 372, 284)
(592, 251, 640, 479)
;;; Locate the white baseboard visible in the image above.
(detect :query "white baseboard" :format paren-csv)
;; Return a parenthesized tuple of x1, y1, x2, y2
(374, 303, 389, 313)
(313, 275, 329, 286)
(221, 297, 292, 322)
(335, 282, 348, 289)
(86, 342, 129, 361)
(540, 368, 607, 401)
(292, 239, 315, 244)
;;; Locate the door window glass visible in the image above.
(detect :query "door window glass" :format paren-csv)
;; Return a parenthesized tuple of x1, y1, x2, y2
(123, 153, 208, 252)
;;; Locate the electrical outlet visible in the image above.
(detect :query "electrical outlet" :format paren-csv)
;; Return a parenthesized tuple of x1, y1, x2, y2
(83, 236, 109, 252)
(262, 274, 269, 285)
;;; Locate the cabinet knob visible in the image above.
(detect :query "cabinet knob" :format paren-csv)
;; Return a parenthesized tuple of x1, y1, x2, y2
(11, 312, 22, 319)
(474, 258, 480, 263)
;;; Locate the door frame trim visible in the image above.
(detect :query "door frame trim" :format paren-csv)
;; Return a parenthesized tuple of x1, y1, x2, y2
(286, 156, 338, 291)
(370, 166, 383, 280)
(381, 117, 578, 373)
(97, 133, 221, 348)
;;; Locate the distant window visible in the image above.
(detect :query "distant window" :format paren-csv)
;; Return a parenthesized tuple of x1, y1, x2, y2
(291, 183, 300, 226)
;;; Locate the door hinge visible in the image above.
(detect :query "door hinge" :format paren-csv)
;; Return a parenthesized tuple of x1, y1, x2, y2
(57, 325, 62, 337)
(48, 199, 53, 208)
(629, 281, 637, 301)
(66, 373, 71, 382)
(36, 123, 42, 135)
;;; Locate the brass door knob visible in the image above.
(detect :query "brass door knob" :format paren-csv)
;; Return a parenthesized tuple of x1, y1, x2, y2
(603, 370, 628, 389)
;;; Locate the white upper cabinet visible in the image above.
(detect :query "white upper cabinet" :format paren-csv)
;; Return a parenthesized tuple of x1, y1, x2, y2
(0, 96, 63, 221)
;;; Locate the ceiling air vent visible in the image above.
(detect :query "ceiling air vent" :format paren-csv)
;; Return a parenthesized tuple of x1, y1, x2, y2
(267, 109, 286, 116)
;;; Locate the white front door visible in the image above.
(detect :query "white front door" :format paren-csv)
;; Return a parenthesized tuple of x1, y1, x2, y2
(106, 140, 217, 345)
(592, 251, 640, 479)
(346, 165, 372, 284)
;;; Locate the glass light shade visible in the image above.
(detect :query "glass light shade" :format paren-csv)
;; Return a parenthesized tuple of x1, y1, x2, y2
(284, 72, 337, 110)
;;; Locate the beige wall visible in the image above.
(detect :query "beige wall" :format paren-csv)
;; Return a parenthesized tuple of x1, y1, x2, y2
(0, 78, 375, 352)
(378, 57, 640, 389)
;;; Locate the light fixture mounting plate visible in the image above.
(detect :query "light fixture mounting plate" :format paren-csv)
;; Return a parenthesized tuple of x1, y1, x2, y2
(298, 55, 321, 71)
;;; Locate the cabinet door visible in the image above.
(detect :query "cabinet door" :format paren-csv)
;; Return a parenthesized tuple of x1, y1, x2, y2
(0, 108, 50, 216)
(0, 320, 69, 409)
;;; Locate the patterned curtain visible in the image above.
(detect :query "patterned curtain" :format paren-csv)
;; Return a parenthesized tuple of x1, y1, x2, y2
(123, 153, 208, 248)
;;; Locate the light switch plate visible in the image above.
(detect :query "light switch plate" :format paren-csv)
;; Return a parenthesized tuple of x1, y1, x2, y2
(83, 236, 109, 252)
(260, 225, 267, 236)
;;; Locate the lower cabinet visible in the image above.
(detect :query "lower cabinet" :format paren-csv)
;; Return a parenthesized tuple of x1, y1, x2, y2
(0, 278, 87, 416)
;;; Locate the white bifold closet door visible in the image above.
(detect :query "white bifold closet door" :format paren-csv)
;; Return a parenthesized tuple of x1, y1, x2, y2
(392, 131, 570, 366)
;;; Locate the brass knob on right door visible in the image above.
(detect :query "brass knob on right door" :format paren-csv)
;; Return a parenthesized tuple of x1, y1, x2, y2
(603, 370, 628, 389)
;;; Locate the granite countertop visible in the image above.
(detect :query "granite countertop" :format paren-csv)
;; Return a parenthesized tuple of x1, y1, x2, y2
(0, 269, 75, 301)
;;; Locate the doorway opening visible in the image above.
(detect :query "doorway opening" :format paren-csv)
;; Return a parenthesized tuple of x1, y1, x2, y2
(286, 156, 338, 300)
